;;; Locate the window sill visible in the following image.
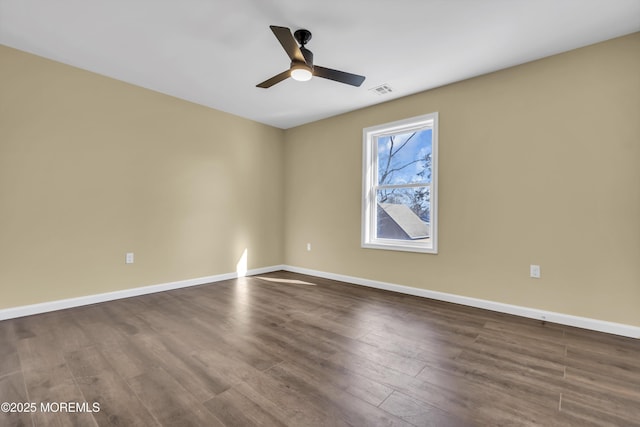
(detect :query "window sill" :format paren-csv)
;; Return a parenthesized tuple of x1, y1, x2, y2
(362, 240, 437, 254)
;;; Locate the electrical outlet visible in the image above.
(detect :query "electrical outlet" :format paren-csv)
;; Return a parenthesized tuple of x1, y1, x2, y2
(530, 264, 541, 278)
(306, 243, 311, 251)
(126, 252, 134, 264)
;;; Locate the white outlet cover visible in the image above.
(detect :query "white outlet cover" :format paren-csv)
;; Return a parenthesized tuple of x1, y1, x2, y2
(530, 264, 541, 278)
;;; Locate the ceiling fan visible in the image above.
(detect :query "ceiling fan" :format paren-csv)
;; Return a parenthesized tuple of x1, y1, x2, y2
(257, 25, 366, 88)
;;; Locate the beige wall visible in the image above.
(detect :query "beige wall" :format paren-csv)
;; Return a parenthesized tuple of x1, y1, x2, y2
(0, 45, 284, 308)
(2, 33, 638, 327)
(284, 33, 640, 326)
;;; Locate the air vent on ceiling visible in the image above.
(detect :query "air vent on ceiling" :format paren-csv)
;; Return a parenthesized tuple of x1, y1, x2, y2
(369, 84, 394, 96)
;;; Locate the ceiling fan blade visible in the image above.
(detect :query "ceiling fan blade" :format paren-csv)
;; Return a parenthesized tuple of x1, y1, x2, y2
(270, 25, 306, 64)
(314, 66, 365, 87)
(256, 70, 291, 88)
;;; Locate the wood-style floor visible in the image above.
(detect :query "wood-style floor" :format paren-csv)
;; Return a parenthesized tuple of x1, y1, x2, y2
(1, 271, 639, 426)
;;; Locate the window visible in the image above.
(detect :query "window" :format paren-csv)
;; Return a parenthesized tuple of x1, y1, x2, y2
(362, 112, 438, 253)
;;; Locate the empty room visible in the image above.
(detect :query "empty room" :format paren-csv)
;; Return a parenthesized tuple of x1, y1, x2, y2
(1, 0, 639, 426)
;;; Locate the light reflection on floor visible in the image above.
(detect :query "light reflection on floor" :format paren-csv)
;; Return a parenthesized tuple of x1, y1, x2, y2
(232, 279, 250, 327)
(254, 276, 317, 286)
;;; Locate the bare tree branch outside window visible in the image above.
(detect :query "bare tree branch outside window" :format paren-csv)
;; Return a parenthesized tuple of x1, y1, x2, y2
(377, 131, 432, 222)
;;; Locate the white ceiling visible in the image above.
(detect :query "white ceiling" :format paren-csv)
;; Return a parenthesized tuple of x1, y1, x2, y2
(1, 0, 639, 129)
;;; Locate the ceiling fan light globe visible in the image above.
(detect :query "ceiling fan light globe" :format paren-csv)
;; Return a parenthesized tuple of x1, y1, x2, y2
(290, 65, 312, 82)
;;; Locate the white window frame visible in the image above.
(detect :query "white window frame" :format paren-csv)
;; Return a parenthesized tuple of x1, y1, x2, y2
(362, 112, 438, 253)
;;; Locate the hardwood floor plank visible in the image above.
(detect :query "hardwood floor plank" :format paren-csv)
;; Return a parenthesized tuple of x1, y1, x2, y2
(235, 321, 395, 407)
(559, 379, 640, 422)
(17, 334, 98, 426)
(444, 349, 562, 409)
(248, 320, 339, 362)
(29, 380, 99, 427)
(137, 306, 283, 373)
(236, 367, 353, 427)
(203, 386, 289, 427)
(272, 361, 412, 427)
(565, 345, 640, 383)
(17, 336, 77, 396)
(74, 373, 159, 427)
(563, 325, 640, 355)
(369, 311, 480, 349)
(190, 346, 269, 396)
(0, 372, 33, 427)
(25, 311, 92, 352)
(0, 321, 21, 378)
(126, 366, 225, 426)
(286, 318, 429, 376)
(331, 347, 553, 425)
(288, 354, 394, 408)
(560, 395, 640, 427)
(179, 316, 283, 372)
(127, 333, 234, 400)
(482, 319, 566, 342)
(358, 330, 464, 366)
(473, 329, 567, 365)
(249, 276, 352, 314)
(379, 390, 474, 427)
(97, 336, 160, 381)
(289, 311, 374, 340)
(11, 315, 38, 340)
(564, 365, 640, 401)
(64, 346, 159, 426)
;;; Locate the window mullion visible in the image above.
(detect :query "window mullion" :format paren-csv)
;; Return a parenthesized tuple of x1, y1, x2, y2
(377, 183, 430, 190)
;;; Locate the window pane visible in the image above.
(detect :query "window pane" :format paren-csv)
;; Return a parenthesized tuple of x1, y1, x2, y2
(376, 187, 431, 240)
(377, 128, 432, 186)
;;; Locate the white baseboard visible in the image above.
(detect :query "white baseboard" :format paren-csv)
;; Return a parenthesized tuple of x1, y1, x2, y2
(0, 265, 285, 321)
(282, 265, 640, 339)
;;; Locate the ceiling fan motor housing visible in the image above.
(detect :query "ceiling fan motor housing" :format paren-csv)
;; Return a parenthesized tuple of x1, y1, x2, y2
(293, 29, 312, 46)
